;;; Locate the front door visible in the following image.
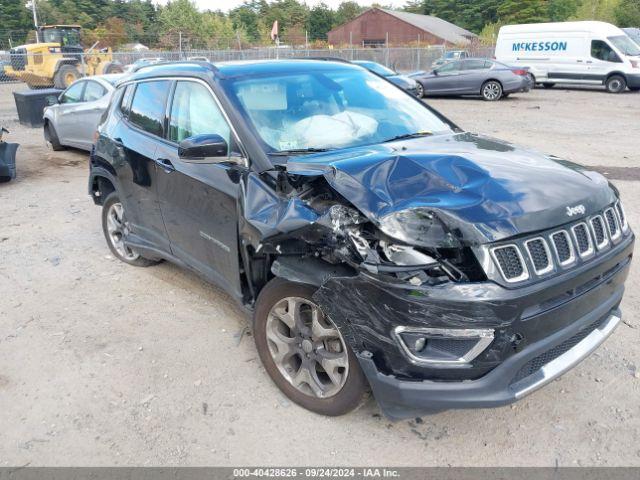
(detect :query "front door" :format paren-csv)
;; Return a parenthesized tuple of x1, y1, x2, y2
(588, 40, 623, 84)
(55, 80, 86, 144)
(423, 60, 463, 94)
(71, 79, 109, 149)
(155, 79, 245, 299)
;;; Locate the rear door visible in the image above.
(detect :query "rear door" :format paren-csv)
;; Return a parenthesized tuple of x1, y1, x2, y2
(155, 79, 245, 298)
(458, 59, 491, 94)
(111, 80, 173, 253)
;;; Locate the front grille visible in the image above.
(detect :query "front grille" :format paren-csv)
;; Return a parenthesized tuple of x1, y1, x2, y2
(511, 317, 604, 384)
(572, 223, 592, 256)
(605, 208, 620, 240)
(487, 202, 630, 284)
(551, 231, 573, 264)
(590, 216, 607, 248)
(616, 202, 627, 231)
(525, 238, 551, 274)
(492, 245, 527, 282)
(9, 48, 26, 71)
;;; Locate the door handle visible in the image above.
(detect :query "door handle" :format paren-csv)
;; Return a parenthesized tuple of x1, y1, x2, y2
(586, 61, 593, 64)
(155, 157, 175, 173)
(577, 59, 583, 63)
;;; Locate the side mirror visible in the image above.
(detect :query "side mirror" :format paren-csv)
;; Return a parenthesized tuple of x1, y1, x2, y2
(432, 69, 439, 76)
(47, 95, 59, 106)
(178, 134, 228, 159)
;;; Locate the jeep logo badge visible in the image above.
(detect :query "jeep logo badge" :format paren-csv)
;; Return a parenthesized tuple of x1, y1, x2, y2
(566, 204, 586, 217)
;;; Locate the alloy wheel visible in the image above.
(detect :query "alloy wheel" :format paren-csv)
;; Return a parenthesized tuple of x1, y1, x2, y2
(265, 296, 348, 398)
(105, 202, 140, 261)
(483, 81, 502, 101)
(416, 82, 425, 98)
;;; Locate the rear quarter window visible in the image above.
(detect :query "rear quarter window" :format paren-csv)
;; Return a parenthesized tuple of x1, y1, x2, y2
(120, 84, 134, 116)
(128, 80, 172, 136)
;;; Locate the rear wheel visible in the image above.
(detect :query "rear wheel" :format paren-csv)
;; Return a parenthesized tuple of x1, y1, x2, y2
(101, 192, 157, 267)
(542, 82, 555, 89)
(253, 278, 368, 416)
(53, 64, 81, 89)
(44, 122, 64, 151)
(481, 80, 502, 101)
(605, 75, 626, 94)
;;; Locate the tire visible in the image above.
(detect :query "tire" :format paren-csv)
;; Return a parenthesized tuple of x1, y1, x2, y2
(481, 80, 502, 101)
(253, 278, 369, 416)
(102, 61, 124, 74)
(44, 122, 65, 151)
(542, 82, 555, 89)
(605, 75, 627, 94)
(53, 64, 81, 89)
(101, 192, 157, 267)
(416, 82, 425, 98)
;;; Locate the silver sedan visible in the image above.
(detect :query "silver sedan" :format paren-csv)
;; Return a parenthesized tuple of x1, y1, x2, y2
(410, 59, 533, 101)
(43, 74, 125, 151)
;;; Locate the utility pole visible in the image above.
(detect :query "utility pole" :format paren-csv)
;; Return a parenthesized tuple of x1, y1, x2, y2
(178, 31, 182, 60)
(31, 0, 40, 43)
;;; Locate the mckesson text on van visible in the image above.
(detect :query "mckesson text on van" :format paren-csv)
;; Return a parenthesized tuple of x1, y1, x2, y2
(512, 41, 568, 52)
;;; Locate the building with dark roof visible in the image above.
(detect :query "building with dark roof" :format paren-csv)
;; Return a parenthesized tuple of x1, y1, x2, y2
(327, 8, 477, 47)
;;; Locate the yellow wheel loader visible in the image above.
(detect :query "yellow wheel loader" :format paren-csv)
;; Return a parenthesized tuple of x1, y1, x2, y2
(5, 25, 123, 89)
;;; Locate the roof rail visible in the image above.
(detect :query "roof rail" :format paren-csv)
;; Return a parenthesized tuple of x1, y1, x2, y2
(130, 60, 219, 74)
(292, 56, 352, 63)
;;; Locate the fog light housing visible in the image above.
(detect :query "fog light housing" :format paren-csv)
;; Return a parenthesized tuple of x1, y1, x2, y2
(393, 326, 494, 367)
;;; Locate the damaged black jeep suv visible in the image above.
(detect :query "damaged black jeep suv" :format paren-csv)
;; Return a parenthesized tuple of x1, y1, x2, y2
(89, 60, 633, 419)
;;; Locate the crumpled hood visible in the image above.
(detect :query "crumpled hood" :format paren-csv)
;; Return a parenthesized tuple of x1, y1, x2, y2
(286, 132, 616, 245)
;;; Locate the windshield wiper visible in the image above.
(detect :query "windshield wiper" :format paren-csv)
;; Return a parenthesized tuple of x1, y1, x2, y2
(269, 147, 334, 156)
(381, 131, 433, 143)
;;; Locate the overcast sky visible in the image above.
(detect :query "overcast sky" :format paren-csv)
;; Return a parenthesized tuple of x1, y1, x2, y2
(156, 0, 407, 12)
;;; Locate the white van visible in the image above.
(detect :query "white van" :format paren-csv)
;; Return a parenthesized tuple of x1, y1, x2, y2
(496, 21, 640, 93)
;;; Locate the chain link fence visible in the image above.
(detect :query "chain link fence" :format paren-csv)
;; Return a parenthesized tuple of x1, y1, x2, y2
(0, 44, 495, 90)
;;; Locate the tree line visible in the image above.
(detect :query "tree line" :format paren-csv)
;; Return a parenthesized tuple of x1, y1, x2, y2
(1, 0, 638, 51)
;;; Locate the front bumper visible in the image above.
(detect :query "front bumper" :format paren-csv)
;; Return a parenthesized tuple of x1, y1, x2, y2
(313, 234, 633, 419)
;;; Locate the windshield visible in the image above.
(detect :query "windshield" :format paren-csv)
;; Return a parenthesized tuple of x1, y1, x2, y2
(42, 28, 81, 47)
(223, 68, 454, 153)
(624, 29, 640, 46)
(608, 35, 640, 56)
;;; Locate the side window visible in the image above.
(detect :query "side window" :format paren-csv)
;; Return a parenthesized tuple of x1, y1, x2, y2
(437, 61, 461, 73)
(120, 84, 134, 116)
(60, 82, 85, 104)
(463, 59, 489, 70)
(84, 81, 106, 102)
(591, 40, 621, 63)
(128, 80, 171, 137)
(168, 81, 231, 147)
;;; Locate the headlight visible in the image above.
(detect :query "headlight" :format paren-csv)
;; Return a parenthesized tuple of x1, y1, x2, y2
(378, 208, 459, 248)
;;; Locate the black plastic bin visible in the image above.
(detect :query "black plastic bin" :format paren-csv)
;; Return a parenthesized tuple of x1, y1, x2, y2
(13, 88, 62, 128)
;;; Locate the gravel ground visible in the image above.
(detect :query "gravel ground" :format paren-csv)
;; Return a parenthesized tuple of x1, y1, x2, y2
(0, 82, 639, 467)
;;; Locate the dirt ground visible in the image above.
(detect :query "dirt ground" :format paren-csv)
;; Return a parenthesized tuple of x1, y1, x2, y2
(0, 82, 639, 467)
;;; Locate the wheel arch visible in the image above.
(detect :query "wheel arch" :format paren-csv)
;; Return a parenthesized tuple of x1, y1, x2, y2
(605, 71, 627, 83)
(89, 166, 118, 205)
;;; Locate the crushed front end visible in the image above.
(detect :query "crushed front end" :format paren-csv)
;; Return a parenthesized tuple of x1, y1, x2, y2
(241, 135, 634, 419)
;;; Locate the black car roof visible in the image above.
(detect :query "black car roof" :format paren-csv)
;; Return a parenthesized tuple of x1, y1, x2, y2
(123, 58, 360, 85)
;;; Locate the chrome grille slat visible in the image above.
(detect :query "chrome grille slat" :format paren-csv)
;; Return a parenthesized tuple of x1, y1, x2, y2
(550, 230, 575, 266)
(525, 238, 553, 275)
(491, 245, 529, 283)
(571, 223, 594, 258)
(590, 215, 609, 250)
(604, 208, 621, 242)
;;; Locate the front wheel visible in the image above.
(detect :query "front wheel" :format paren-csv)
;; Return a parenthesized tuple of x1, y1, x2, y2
(44, 122, 64, 151)
(101, 192, 157, 267)
(54, 64, 81, 89)
(253, 278, 368, 416)
(415, 82, 425, 98)
(605, 75, 627, 94)
(481, 80, 502, 101)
